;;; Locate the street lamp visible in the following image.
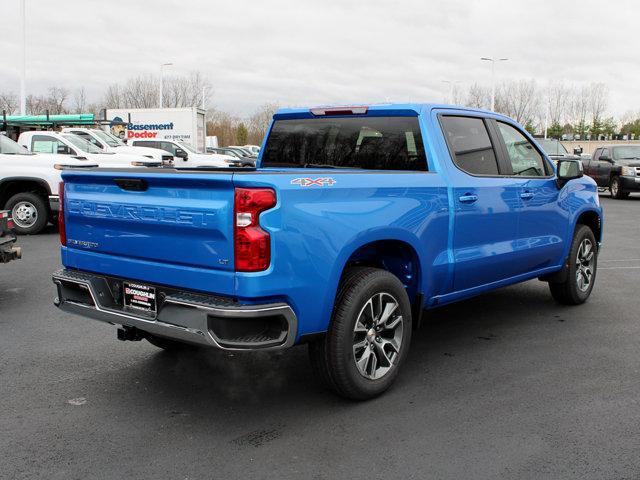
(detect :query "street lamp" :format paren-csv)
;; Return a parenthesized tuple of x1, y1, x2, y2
(20, 0, 26, 115)
(442, 80, 461, 105)
(158, 62, 173, 108)
(480, 57, 508, 111)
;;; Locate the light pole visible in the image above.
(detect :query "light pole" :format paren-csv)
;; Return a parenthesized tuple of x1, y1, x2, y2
(158, 62, 173, 108)
(480, 57, 508, 111)
(20, 0, 26, 115)
(442, 80, 461, 104)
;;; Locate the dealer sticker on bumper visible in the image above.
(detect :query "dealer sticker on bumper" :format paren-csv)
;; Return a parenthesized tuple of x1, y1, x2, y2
(123, 282, 157, 313)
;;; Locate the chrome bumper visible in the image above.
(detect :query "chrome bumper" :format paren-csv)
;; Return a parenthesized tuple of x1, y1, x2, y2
(52, 269, 297, 350)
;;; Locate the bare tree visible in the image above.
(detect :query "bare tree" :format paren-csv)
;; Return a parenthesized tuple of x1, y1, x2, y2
(206, 109, 241, 147)
(569, 85, 590, 138)
(103, 84, 123, 109)
(0, 91, 18, 114)
(466, 83, 489, 109)
(247, 102, 278, 145)
(545, 81, 570, 127)
(497, 80, 540, 127)
(73, 87, 87, 113)
(48, 86, 69, 114)
(588, 82, 609, 138)
(163, 71, 212, 108)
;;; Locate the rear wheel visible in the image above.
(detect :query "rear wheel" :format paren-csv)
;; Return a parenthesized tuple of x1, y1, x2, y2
(5, 192, 48, 235)
(549, 225, 597, 305)
(309, 267, 412, 400)
(610, 176, 629, 199)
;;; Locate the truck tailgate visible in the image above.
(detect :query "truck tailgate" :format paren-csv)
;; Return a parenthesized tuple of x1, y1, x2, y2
(61, 169, 236, 294)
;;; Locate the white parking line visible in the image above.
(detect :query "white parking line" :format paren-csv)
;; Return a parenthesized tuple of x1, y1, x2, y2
(599, 266, 640, 270)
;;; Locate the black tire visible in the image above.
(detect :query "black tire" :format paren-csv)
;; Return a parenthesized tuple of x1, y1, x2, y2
(549, 224, 598, 305)
(308, 267, 412, 400)
(4, 192, 48, 235)
(610, 176, 629, 199)
(145, 333, 200, 352)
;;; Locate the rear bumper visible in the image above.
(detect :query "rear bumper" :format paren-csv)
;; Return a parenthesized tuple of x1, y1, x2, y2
(620, 176, 640, 191)
(52, 269, 298, 350)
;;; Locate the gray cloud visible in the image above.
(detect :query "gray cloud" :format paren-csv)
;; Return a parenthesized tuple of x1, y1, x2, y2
(1, 0, 637, 116)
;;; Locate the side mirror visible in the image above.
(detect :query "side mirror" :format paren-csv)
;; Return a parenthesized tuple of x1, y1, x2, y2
(556, 159, 583, 188)
(57, 144, 72, 155)
(175, 148, 188, 160)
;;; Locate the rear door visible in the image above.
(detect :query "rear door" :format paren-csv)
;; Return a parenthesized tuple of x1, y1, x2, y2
(440, 114, 523, 292)
(493, 121, 566, 272)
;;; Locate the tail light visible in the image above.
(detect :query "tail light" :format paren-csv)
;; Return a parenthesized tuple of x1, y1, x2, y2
(234, 187, 276, 272)
(58, 181, 66, 246)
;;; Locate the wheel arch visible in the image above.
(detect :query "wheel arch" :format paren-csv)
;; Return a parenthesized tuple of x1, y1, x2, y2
(0, 177, 52, 209)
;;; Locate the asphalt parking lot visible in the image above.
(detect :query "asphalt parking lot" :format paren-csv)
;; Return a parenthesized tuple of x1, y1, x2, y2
(2, 194, 639, 480)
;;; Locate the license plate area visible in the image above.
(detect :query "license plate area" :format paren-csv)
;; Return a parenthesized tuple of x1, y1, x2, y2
(123, 281, 157, 315)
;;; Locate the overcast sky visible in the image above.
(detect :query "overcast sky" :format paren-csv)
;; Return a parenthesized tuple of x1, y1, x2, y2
(1, 0, 638, 117)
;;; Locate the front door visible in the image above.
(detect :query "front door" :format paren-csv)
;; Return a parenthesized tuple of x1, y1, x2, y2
(493, 121, 566, 272)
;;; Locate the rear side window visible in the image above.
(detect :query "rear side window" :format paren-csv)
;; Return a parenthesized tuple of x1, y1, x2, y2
(261, 116, 427, 171)
(440, 116, 499, 175)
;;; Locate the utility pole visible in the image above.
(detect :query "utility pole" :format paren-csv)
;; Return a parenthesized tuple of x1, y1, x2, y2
(480, 57, 508, 111)
(158, 62, 173, 108)
(20, 0, 26, 115)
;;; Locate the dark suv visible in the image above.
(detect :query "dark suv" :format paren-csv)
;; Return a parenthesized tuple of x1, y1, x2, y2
(584, 145, 640, 199)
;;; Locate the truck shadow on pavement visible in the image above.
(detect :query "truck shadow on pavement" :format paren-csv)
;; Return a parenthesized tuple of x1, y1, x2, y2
(102, 279, 569, 415)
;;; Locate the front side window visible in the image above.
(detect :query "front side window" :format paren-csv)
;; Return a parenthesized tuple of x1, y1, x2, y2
(72, 131, 103, 148)
(497, 122, 547, 177)
(62, 134, 102, 154)
(262, 116, 427, 171)
(159, 142, 178, 155)
(440, 116, 499, 175)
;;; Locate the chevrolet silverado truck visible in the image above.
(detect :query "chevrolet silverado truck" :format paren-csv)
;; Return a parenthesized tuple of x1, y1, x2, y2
(0, 210, 21, 263)
(52, 104, 603, 400)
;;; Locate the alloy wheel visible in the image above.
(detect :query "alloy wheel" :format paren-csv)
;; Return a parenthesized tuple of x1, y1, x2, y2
(575, 238, 595, 292)
(352, 292, 404, 380)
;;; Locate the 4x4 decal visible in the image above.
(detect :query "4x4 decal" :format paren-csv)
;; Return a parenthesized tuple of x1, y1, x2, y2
(290, 177, 336, 187)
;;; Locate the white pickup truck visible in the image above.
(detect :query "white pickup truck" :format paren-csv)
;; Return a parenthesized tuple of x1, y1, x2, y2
(129, 139, 240, 168)
(17, 131, 161, 169)
(0, 134, 97, 234)
(60, 127, 174, 167)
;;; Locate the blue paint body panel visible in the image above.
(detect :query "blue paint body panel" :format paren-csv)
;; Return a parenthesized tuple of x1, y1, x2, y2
(60, 104, 603, 342)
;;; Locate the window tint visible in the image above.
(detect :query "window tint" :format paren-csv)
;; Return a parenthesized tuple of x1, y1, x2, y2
(73, 131, 102, 148)
(261, 116, 427, 171)
(592, 148, 601, 162)
(601, 148, 610, 160)
(440, 116, 499, 175)
(497, 122, 546, 177)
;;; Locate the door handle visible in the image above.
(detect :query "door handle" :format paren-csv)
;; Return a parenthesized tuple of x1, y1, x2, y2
(458, 194, 478, 204)
(520, 191, 535, 200)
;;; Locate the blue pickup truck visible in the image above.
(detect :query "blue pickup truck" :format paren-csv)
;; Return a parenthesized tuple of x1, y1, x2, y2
(52, 104, 602, 400)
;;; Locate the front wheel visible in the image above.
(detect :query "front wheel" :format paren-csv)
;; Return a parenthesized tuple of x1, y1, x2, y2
(309, 267, 412, 400)
(610, 176, 629, 199)
(549, 225, 598, 305)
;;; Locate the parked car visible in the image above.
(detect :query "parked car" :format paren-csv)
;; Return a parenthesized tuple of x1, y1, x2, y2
(17, 131, 160, 168)
(1, 134, 97, 234)
(228, 145, 258, 158)
(206, 147, 255, 167)
(584, 145, 640, 198)
(242, 144, 261, 155)
(536, 138, 582, 163)
(52, 104, 602, 400)
(0, 210, 21, 263)
(60, 127, 174, 166)
(130, 139, 241, 168)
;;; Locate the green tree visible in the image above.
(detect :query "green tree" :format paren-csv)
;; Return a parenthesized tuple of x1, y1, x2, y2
(547, 121, 563, 139)
(621, 118, 640, 139)
(524, 120, 536, 135)
(236, 122, 248, 145)
(573, 120, 589, 140)
(602, 117, 617, 138)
